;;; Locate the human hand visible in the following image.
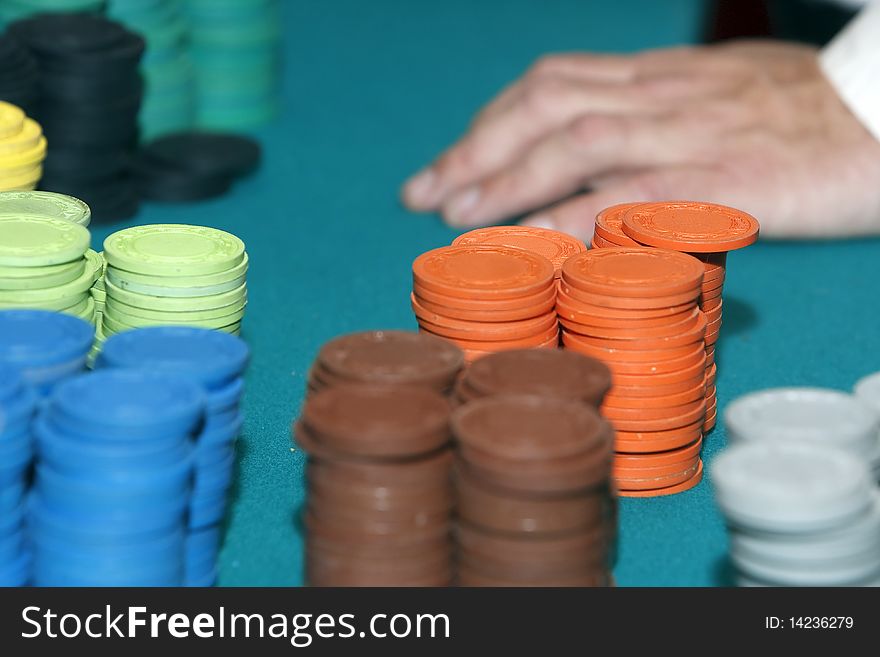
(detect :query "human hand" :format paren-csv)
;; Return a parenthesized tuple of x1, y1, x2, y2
(401, 42, 880, 238)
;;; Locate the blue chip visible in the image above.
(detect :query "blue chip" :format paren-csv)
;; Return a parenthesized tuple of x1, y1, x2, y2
(51, 369, 206, 435)
(98, 326, 250, 389)
(0, 364, 22, 403)
(0, 310, 95, 369)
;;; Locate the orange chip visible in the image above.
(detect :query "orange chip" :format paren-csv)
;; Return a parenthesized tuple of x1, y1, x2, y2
(414, 310, 558, 341)
(421, 324, 559, 351)
(562, 312, 707, 351)
(412, 292, 556, 323)
(614, 420, 704, 453)
(614, 438, 703, 465)
(621, 201, 760, 253)
(602, 396, 706, 422)
(603, 380, 706, 409)
(452, 226, 586, 276)
(557, 307, 702, 339)
(594, 203, 642, 246)
(415, 280, 557, 311)
(605, 399, 706, 433)
(618, 461, 703, 497)
(413, 245, 555, 301)
(561, 248, 704, 299)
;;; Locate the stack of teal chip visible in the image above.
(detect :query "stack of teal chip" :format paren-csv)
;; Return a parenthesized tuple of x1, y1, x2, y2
(107, 0, 196, 140)
(0, 309, 95, 397)
(98, 326, 249, 586)
(0, 365, 36, 587)
(0, 0, 104, 28)
(0, 192, 101, 326)
(29, 369, 204, 586)
(100, 224, 248, 341)
(183, 0, 281, 130)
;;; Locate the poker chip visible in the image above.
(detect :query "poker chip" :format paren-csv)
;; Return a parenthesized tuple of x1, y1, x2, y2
(132, 131, 261, 203)
(712, 441, 880, 586)
(0, 366, 35, 586)
(724, 387, 880, 465)
(0, 310, 93, 398)
(183, 0, 282, 130)
(411, 245, 559, 362)
(308, 330, 464, 396)
(107, 0, 196, 139)
(0, 211, 101, 325)
(296, 383, 455, 586)
(454, 348, 612, 407)
(453, 225, 587, 278)
(97, 326, 249, 586)
(0, 34, 39, 112)
(557, 248, 707, 496)
(592, 202, 761, 435)
(0, 101, 45, 190)
(451, 395, 615, 586)
(28, 369, 203, 586)
(853, 371, 880, 478)
(100, 224, 248, 340)
(9, 13, 145, 222)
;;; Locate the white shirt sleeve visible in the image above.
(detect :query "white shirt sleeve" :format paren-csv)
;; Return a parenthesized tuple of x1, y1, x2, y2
(820, 1, 880, 141)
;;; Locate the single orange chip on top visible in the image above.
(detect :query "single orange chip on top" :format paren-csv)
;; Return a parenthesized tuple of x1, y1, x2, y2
(621, 201, 759, 253)
(452, 225, 586, 276)
(594, 203, 642, 246)
(413, 245, 555, 301)
(561, 247, 705, 299)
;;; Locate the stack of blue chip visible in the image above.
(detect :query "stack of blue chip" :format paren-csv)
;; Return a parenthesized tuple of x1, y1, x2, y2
(97, 326, 249, 586)
(29, 369, 204, 586)
(0, 309, 95, 398)
(0, 365, 36, 587)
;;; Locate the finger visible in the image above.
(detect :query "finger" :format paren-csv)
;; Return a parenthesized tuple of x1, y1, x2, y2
(440, 113, 704, 226)
(405, 78, 685, 215)
(519, 166, 731, 239)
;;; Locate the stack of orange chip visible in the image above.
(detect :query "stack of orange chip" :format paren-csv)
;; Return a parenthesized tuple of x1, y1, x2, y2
(619, 201, 760, 431)
(452, 225, 587, 278)
(411, 245, 558, 362)
(558, 247, 708, 497)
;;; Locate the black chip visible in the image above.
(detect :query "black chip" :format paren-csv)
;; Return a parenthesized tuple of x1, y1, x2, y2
(139, 132, 262, 180)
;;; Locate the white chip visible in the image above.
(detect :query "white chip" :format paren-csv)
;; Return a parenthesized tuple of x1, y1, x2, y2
(711, 442, 874, 532)
(724, 387, 879, 458)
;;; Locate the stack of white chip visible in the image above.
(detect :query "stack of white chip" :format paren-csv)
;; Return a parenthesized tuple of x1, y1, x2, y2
(853, 372, 880, 480)
(725, 387, 880, 480)
(712, 442, 880, 586)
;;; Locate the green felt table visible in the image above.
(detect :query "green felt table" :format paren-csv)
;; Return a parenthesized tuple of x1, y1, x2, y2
(87, 0, 880, 587)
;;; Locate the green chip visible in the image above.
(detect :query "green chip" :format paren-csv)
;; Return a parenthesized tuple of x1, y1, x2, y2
(0, 190, 92, 227)
(103, 224, 245, 277)
(105, 278, 247, 312)
(0, 291, 91, 312)
(0, 215, 90, 267)
(105, 294, 247, 322)
(0, 258, 86, 290)
(104, 299, 246, 328)
(0, 250, 100, 303)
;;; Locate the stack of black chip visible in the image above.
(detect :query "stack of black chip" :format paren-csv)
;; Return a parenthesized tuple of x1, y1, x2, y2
(132, 131, 261, 202)
(8, 13, 145, 222)
(0, 33, 39, 112)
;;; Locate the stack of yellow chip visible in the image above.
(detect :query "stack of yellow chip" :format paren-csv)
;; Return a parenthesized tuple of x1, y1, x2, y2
(0, 101, 46, 191)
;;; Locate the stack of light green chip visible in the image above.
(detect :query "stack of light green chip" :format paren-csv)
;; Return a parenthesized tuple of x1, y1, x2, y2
(101, 224, 248, 339)
(0, 0, 104, 28)
(107, 0, 196, 140)
(0, 214, 101, 326)
(183, 0, 281, 130)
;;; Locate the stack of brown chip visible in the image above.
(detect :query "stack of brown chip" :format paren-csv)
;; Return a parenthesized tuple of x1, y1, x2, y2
(453, 348, 612, 408)
(451, 395, 616, 586)
(307, 330, 465, 396)
(295, 385, 455, 586)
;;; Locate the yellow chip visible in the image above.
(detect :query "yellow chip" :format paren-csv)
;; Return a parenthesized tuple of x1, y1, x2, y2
(0, 165, 43, 191)
(0, 119, 43, 156)
(0, 137, 47, 170)
(0, 102, 25, 139)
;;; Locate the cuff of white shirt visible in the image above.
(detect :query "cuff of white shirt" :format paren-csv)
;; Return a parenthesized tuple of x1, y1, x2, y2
(820, 2, 880, 142)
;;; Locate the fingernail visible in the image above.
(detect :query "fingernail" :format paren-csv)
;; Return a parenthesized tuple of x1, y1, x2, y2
(404, 168, 436, 207)
(522, 215, 556, 230)
(445, 186, 481, 224)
